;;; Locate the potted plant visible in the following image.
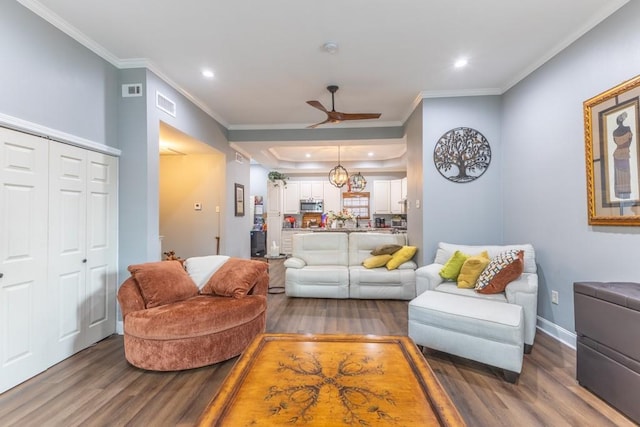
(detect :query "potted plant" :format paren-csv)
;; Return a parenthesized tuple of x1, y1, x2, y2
(268, 171, 288, 187)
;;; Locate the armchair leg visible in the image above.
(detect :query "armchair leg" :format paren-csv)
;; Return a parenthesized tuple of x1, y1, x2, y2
(503, 370, 519, 384)
(524, 344, 533, 354)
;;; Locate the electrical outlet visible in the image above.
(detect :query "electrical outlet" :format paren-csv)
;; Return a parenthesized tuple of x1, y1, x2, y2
(551, 290, 559, 305)
(215, 206, 220, 213)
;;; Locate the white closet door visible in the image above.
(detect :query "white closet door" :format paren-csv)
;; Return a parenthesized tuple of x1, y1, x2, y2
(48, 142, 88, 364)
(83, 151, 117, 345)
(0, 128, 49, 393)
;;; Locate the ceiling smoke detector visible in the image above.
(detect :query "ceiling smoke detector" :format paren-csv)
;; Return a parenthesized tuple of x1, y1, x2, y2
(323, 41, 339, 54)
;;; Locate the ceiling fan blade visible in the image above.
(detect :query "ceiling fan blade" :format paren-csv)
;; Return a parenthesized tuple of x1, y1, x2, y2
(339, 113, 382, 121)
(307, 118, 332, 129)
(306, 100, 329, 113)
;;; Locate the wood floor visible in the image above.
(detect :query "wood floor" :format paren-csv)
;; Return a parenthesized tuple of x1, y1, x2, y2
(0, 262, 635, 426)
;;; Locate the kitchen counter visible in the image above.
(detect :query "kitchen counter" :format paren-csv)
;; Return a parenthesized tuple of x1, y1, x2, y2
(282, 227, 394, 232)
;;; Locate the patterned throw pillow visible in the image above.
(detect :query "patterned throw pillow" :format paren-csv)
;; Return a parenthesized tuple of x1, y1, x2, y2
(475, 250, 524, 294)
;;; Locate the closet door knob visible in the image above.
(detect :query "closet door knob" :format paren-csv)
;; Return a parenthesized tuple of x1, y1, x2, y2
(82, 259, 87, 263)
(0, 273, 3, 278)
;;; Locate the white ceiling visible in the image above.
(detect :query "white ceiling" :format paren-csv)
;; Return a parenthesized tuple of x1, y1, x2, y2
(20, 0, 628, 172)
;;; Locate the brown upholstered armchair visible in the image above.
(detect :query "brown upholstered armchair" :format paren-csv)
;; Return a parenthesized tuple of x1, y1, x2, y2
(117, 259, 268, 371)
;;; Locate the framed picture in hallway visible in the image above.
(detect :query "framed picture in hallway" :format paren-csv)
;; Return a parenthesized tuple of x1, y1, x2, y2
(584, 74, 640, 226)
(235, 183, 245, 216)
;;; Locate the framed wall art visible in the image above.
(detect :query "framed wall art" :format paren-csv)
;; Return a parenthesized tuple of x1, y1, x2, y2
(235, 183, 245, 217)
(433, 127, 491, 183)
(584, 74, 640, 226)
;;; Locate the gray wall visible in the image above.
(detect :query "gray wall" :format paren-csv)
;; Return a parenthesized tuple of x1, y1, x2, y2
(421, 96, 503, 263)
(0, 0, 118, 147)
(405, 104, 424, 264)
(1, 2, 251, 288)
(501, 0, 640, 332)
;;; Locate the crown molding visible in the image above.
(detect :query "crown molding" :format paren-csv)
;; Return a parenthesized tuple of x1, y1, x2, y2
(17, 0, 230, 129)
(501, 0, 629, 92)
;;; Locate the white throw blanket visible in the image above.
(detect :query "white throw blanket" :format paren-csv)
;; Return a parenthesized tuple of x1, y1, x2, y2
(184, 255, 230, 289)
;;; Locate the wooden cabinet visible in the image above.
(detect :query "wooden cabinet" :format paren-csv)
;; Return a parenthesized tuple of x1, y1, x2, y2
(283, 181, 300, 214)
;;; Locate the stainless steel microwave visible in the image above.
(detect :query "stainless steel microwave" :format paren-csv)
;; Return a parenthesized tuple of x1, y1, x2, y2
(300, 199, 323, 213)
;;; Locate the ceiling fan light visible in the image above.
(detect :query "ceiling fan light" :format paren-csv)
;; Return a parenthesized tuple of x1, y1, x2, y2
(329, 164, 349, 188)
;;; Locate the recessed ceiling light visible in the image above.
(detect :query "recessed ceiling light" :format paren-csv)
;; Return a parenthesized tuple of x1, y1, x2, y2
(201, 69, 215, 78)
(454, 58, 468, 69)
(305, 153, 311, 158)
(368, 152, 374, 157)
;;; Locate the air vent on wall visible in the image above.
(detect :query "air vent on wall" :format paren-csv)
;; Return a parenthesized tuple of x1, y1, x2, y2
(122, 83, 142, 97)
(156, 91, 176, 117)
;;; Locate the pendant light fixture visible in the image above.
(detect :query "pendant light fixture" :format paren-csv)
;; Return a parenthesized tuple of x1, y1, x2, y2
(349, 172, 367, 192)
(329, 145, 349, 188)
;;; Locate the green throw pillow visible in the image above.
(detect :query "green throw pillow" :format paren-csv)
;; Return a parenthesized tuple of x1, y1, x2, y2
(439, 250, 469, 280)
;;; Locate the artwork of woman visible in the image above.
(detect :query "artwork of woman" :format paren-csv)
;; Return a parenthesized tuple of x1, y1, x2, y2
(612, 111, 633, 199)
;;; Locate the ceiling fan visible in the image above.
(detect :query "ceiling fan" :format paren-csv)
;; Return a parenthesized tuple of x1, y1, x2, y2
(306, 85, 381, 128)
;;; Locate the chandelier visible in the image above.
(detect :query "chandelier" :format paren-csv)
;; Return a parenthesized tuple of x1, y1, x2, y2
(349, 172, 367, 191)
(328, 146, 349, 188)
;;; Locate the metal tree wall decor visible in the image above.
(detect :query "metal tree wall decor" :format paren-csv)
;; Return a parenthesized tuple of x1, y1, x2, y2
(433, 127, 491, 183)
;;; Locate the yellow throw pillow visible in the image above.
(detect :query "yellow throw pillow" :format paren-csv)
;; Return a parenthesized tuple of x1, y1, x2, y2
(362, 254, 393, 269)
(386, 246, 417, 270)
(439, 250, 469, 280)
(457, 251, 490, 288)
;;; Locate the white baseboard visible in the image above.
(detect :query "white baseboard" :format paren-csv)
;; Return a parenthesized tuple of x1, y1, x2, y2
(536, 316, 576, 349)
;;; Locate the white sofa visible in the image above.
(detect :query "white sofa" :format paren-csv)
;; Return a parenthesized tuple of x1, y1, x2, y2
(408, 242, 538, 382)
(284, 232, 417, 299)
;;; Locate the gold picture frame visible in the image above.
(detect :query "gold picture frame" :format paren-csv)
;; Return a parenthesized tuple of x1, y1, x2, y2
(584, 74, 640, 226)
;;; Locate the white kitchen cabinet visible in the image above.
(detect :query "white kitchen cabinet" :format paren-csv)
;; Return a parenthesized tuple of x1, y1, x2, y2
(373, 180, 391, 214)
(266, 182, 283, 250)
(0, 127, 118, 393)
(390, 179, 403, 214)
(283, 181, 300, 214)
(300, 181, 324, 200)
(281, 230, 313, 254)
(323, 181, 341, 213)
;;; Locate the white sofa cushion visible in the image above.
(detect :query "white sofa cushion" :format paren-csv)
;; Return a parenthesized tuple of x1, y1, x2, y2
(292, 232, 349, 266)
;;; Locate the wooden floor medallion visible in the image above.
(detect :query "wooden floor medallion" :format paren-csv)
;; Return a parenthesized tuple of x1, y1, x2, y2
(198, 333, 465, 426)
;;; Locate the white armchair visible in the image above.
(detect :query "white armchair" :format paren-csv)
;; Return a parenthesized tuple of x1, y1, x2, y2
(415, 242, 538, 349)
(409, 242, 538, 382)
